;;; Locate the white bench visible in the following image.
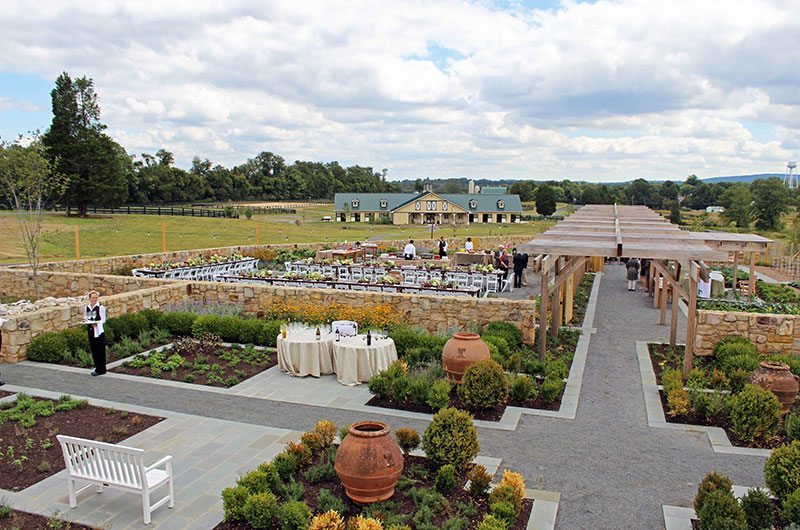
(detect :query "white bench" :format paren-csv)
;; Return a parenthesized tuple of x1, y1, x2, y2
(57, 435, 175, 524)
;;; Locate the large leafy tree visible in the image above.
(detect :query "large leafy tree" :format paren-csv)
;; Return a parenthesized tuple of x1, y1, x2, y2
(42, 72, 127, 215)
(0, 136, 66, 279)
(719, 185, 753, 229)
(751, 177, 790, 230)
(535, 184, 557, 216)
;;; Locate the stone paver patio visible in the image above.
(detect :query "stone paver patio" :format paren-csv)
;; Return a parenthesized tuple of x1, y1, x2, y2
(0, 262, 769, 528)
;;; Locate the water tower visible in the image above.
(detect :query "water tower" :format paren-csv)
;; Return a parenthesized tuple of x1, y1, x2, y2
(786, 161, 798, 190)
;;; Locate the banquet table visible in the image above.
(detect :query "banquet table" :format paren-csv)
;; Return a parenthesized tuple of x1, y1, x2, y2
(276, 330, 335, 377)
(453, 252, 493, 266)
(332, 335, 398, 386)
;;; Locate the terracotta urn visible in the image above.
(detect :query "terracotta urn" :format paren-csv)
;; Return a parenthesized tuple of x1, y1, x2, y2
(442, 332, 491, 384)
(334, 421, 404, 504)
(750, 361, 800, 414)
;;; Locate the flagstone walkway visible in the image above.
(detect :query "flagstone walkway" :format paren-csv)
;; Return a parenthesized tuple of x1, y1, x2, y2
(1, 262, 769, 528)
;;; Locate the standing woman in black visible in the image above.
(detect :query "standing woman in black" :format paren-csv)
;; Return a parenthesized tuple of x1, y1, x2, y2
(85, 291, 107, 376)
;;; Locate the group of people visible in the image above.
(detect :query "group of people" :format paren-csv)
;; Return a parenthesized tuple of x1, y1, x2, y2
(624, 257, 651, 292)
(403, 238, 530, 290)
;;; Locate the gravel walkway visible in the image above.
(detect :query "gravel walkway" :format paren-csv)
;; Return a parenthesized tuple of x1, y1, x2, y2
(0, 262, 768, 528)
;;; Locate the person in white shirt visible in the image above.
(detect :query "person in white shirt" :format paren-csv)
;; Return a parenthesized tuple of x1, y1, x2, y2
(403, 240, 417, 260)
(84, 290, 107, 376)
(464, 237, 474, 253)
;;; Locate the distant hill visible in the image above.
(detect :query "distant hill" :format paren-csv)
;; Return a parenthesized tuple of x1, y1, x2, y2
(701, 173, 783, 184)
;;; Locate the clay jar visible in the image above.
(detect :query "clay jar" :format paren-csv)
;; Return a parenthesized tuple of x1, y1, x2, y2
(334, 421, 404, 504)
(442, 332, 490, 384)
(750, 361, 800, 414)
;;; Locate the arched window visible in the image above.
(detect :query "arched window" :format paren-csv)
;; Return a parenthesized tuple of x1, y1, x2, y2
(415, 201, 421, 211)
(426, 200, 436, 211)
(379, 199, 388, 209)
(469, 199, 477, 209)
(442, 202, 448, 211)
(351, 199, 360, 208)
(497, 200, 505, 209)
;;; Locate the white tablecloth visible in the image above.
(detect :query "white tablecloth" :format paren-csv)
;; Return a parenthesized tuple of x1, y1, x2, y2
(332, 336, 398, 386)
(277, 331, 335, 377)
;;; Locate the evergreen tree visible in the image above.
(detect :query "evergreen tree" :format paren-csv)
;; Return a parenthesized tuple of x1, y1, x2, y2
(535, 184, 557, 216)
(42, 72, 127, 215)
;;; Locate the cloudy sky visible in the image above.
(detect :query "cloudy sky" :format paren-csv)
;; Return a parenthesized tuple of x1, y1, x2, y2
(0, 0, 798, 182)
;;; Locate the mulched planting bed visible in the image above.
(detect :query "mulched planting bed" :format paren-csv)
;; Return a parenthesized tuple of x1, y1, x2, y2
(0, 509, 97, 529)
(0, 391, 13, 398)
(0, 394, 163, 491)
(367, 387, 561, 421)
(569, 272, 595, 326)
(648, 343, 788, 449)
(112, 336, 277, 388)
(213, 453, 533, 530)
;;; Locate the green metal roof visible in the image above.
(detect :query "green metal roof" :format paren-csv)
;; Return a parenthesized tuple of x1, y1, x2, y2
(333, 192, 522, 212)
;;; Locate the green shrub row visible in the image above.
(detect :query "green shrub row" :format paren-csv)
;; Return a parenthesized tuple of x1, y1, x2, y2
(26, 310, 282, 365)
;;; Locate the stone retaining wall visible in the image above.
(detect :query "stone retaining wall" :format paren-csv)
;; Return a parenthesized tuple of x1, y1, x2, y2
(694, 309, 800, 356)
(0, 270, 535, 363)
(0, 269, 172, 300)
(0, 284, 187, 363)
(26, 235, 536, 275)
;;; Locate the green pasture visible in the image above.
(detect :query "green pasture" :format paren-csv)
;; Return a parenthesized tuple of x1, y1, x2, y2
(0, 207, 552, 264)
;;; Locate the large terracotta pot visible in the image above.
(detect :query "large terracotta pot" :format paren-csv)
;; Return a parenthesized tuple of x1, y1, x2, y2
(442, 332, 491, 384)
(334, 421, 403, 504)
(750, 361, 800, 414)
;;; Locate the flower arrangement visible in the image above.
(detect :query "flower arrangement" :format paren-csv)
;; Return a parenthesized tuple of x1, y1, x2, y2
(145, 253, 248, 271)
(263, 300, 401, 328)
(380, 275, 400, 285)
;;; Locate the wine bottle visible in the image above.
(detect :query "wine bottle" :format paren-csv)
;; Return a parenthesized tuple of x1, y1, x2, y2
(335, 328, 341, 342)
(316, 326, 321, 340)
(366, 329, 372, 346)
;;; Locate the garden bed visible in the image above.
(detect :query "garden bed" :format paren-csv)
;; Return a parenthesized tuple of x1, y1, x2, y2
(648, 343, 790, 449)
(0, 394, 163, 491)
(214, 416, 533, 530)
(570, 272, 595, 326)
(366, 386, 561, 422)
(0, 508, 97, 529)
(0, 391, 13, 399)
(112, 337, 276, 388)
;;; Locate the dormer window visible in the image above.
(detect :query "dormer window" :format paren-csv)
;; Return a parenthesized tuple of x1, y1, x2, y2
(469, 199, 478, 209)
(497, 200, 505, 209)
(379, 199, 388, 209)
(351, 199, 360, 208)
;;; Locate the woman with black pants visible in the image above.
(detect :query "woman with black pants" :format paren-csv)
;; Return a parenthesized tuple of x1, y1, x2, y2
(85, 291, 107, 376)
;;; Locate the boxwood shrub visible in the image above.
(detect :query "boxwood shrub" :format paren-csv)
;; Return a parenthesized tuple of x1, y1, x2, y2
(422, 407, 479, 471)
(106, 312, 148, 342)
(27, 332, 68, 363)
(161, 311, 198, 336)
(484, 321, 523, 349)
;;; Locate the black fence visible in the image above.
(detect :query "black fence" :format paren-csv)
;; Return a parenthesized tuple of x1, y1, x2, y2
(190, 203, 297, 214)
(80, 206, 236, 218)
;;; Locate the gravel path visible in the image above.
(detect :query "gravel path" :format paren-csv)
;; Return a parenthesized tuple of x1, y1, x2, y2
(0, 262, 768, 528)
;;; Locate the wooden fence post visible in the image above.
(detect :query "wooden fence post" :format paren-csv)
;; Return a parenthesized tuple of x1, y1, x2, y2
(74, 225, 80, 260)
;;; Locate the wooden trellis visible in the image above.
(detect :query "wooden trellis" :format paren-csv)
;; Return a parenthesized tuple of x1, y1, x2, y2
(521, 205, 771, 375)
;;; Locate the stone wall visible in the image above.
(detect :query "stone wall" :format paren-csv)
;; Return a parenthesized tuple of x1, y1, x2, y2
(26, 235, 537, 275)
(0, 284, 187, 363)
(0, 269, 535, 363)
(0, 268, 172, 300)
(694, 309, 800, 356)
(186, 280, 536, 342)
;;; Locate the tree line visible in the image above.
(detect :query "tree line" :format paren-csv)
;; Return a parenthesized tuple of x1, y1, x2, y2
(1, 72, 797, 232)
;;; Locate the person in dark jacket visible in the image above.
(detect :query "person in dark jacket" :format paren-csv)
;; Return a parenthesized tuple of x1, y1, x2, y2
(512, 248, 526, 288)
(639, 259, 651, 291)
(626, 258, 640, 291)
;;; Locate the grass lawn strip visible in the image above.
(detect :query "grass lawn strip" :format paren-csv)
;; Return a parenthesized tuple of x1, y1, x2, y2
(0, 393, 164, 491)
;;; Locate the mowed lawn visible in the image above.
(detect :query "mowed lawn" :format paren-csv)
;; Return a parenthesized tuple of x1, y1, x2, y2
(0, 208, 552, 264)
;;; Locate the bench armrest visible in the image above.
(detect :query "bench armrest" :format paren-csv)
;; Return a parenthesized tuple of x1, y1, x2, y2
(145, 455, 173, 472)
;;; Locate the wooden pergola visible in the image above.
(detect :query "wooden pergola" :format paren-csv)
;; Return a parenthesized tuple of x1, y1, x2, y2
(520, 205, 771, 376)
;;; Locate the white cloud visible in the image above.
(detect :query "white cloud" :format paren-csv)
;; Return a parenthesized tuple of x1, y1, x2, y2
(0, 0, 797, 181)
(0, 97, 39, 112)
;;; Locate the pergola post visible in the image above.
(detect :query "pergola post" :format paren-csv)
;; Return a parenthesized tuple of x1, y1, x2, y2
(660, 266, 668, 325)
(749, 251, 756, 298)
(550, 257, 562, 339)
(732, 251, 740, 293)
(539, 260, 549, 361)
(684, 265, 699, 378)
(669, 263, 681, 347)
